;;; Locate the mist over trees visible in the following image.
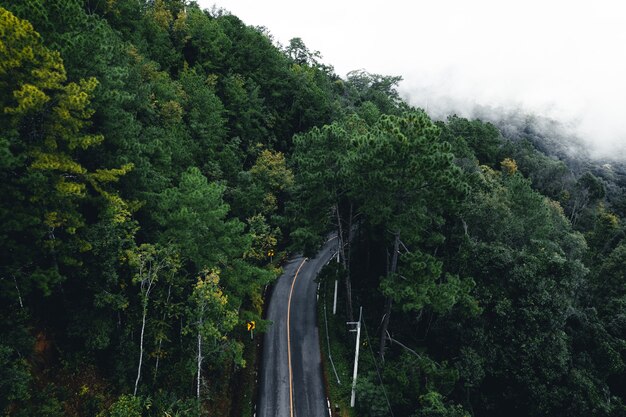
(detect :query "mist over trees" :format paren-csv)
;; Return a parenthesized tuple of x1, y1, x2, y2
(1, 1, 626, 416)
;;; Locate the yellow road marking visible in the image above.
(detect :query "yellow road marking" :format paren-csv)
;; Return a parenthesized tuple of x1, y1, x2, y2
(288, 258, 307, 417)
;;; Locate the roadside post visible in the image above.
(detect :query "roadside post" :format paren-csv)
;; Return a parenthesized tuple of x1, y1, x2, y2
(347, 306, 363, 407)
(247, 320, 256, 339)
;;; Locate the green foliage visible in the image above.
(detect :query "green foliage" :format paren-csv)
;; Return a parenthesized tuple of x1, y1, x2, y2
(382, 252, 477, 315)
(101, 395, 142, 417)
(431, 164, 611, 416)
(592, 243, 626, 318)
(343, 70, 407, 115)
(178, 67, 228, 179)
(439, 115, 501, 166)
(244, 214, 279, 262)
(349, 111, 475, 332)
(0, 3, 291, 414)
(232, 149, 294, 222)
(0, 6, 133, 293)
(351, 111, 467, 231)
(188, 269, 242, 367)
(355, 372, 394, 417)
(0, 345, 31, 409)
(415, 391, 467, 417)
(291, 116, 361, 251)
(155, 167, 235, 267)
(2, 2, 626, 416)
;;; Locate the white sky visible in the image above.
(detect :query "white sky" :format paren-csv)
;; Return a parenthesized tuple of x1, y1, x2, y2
(199, 0, 626, 158)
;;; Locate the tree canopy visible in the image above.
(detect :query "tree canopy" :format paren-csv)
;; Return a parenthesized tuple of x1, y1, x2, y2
(2, 2, 626, 417)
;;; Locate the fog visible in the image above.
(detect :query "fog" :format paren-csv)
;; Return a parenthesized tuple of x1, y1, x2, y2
(201, 0, 626, 160)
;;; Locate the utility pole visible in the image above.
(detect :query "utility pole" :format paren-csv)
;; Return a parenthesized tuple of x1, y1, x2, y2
(333, 279, 338, 315)
(333, 238, 340, 315)
(348, 306, 362, 407)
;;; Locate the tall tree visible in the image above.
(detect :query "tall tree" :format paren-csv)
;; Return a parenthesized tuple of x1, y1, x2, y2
(292, 116, 367, 319)
(349, 111, 469, 360)
(188, 269, 239, 401)
(127, 244, 179, 396)
(0, 5, 132, 299)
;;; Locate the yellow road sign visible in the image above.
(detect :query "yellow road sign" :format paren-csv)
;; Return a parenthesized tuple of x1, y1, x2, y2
(247, 321, 256, 332)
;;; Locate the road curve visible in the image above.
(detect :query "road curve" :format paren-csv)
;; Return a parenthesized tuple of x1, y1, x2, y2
(258, 238, 337, 417)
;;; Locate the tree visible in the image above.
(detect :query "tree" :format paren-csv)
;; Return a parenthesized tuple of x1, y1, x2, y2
(182, 5, 231, 74)
(0, 343, 31, 411)
(440, 115, 501, 166)
(0, 7, 136, 413)
(232, 149, 294, 219)
(0, 5, 132, 298)
(348, 111, 469, 360)
(155, 167, 273, 304)
(569, 172, 606, 228)
(284, 37, 322, 66)
(179, 68, 229, 180)
(187, 269, 239, 400)
(292, 116, 367, 319)
(415, 392, 467, 417)
(442, 167, 592, 416)
(244, 214, 280, 262)
(343, 70, 407, 115)
(127, 244, 179, 396)
(100, 394, 142, 417)
(592, 242, 626, 318)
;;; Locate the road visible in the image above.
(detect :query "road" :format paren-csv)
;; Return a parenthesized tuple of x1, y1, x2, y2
(258, 237, 337, 417)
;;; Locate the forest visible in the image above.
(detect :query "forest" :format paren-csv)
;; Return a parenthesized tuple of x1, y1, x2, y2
(1, 1, 626, 416)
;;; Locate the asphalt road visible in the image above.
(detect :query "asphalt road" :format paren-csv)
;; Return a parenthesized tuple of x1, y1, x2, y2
(258, 238, 337, 417)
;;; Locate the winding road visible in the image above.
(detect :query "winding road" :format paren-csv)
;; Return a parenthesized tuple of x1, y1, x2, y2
(258, 237, 337, 417)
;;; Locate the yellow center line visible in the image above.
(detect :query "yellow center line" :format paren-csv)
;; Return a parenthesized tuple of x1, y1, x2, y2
(287, 257, 307, 417)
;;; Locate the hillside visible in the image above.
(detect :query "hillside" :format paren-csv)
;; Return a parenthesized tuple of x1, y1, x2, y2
(1, 2, 625, 417)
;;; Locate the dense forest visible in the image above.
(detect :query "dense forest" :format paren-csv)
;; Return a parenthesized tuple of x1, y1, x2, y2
(1, 1, 626, 416)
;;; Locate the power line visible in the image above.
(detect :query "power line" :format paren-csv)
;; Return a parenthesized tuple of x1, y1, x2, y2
(323, 278, 341, 384)
(362, 318, 394, 417)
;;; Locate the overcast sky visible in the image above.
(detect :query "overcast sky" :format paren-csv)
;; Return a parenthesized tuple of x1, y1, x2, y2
(199, 0, 626, 158)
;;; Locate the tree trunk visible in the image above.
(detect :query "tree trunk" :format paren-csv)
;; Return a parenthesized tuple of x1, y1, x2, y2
(154, 284, 172, 381)
(379, 231, 400, 362)
(346, 203, 354, 271)
(134, 300, 148, 396)
(197, 326, 202, 400)
(335, 203, 354, 321)
(196, 303, 205, 400)
(12, 274, 23, 309)
(345, 203, 354, 321)
(335, 203, 347, 264)
(134, 261, 156, 396)
(344, 273, 354, 322)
